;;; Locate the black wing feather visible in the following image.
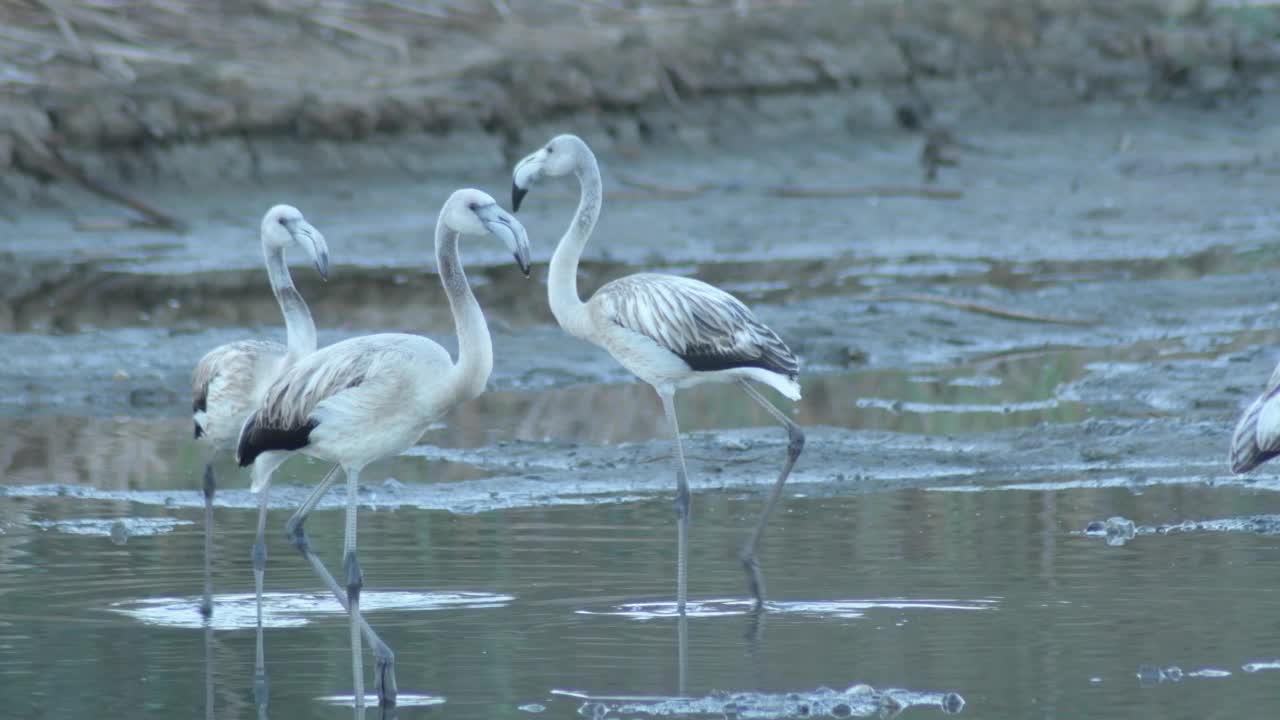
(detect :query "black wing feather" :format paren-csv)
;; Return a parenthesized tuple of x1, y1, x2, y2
(236, 413, 317, 467)
(602, 274, 799, 379)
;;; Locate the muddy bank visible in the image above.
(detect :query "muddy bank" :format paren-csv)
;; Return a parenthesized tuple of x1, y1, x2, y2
(2, 0, 1277, 193)
(5, 93, 1280, 313)
(0, 412, 1239, 514)
(2, 92, 1280, 423)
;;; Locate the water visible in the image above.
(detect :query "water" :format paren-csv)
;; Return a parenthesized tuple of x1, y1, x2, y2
(7, 101, 1280, 719)
(4, 481, 1280, 718)
(2, 324, 1278, 717)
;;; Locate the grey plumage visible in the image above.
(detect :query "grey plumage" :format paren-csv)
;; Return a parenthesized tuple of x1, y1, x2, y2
(192, 339, 285, 442)
(596, 273, 798, 379)
(1230, 364, 1280, 474)
(251, 340, 376, 433)
(512, 133, 804, 615)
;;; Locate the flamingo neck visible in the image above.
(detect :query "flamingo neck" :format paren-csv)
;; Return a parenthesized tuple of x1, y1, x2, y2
(436, 222, 492, 403)
(264, 243, 316, 360)
(548, 150, 601, 338)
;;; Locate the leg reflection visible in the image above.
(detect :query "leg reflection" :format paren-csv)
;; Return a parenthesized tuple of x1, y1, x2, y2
(204, 622, 215, 720)
(254, 625, 269, 720)
(745, 609, 767, 690)
(201, 460, 216, 620)
(677, 614, 688, 697)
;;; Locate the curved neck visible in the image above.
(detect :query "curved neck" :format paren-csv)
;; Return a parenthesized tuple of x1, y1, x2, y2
(436, 222, 493, 402)
(264, 243, 316, 359)
(548, 151, 601, 337)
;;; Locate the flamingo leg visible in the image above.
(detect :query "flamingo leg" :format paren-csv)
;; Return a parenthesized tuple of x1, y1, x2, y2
(204, 623, 215, 720)
(676, 614, 688, 696)
(200, 459, 217, 620)
(283, 465, 397, 708)
(343, 466, 366, 710)
(659, 391, 691, 616)
(252, 483, 270, 708)
(737, 380, 804, 612)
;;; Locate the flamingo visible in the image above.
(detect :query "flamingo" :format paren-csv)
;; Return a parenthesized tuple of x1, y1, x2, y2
(1230, 362, 1280, 474)
(235, 188, 531, 709)
(511, 134, 804, 615)
(190, 204, 329, 621)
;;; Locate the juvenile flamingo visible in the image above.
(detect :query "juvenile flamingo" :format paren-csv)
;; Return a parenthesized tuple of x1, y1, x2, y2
(236, 188, 531, 709)
(191, 204, 329, 620)
(512, 134, 804, 615)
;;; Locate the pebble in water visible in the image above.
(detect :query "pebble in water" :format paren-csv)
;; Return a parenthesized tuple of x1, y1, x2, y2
(1136, 665, 1184, 686)
(1084, 516, 1138, 546)
(1085, 514, 1280, 546)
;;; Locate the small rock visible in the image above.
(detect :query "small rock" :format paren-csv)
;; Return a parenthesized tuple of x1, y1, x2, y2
(110, 520, 129, 546)
(1137, 664, 1162, 685)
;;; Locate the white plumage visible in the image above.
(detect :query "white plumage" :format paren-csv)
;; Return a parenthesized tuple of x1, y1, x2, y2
(192, 339, 288, 447)
(234, 188, 531, 711)
(512, 133, 805, 615)
(192, 207, 329, 449)
(240, 334, 459, 492)
(1230, 362, 1280, 474)
(189, 204, 329, 622)
(590, 273, 801, 400)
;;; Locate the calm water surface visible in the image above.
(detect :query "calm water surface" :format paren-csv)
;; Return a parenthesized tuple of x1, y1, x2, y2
(1, 332, 1277, 719)
(3, 479, 1280, 719)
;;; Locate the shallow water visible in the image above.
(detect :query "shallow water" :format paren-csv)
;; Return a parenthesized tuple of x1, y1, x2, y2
(4, 481, 1280, 719)
(6, 100, 1280, 719)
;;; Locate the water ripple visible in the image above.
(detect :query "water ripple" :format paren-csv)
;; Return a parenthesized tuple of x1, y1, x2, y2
(317, 693, 445, 708)
(551, 683, 965, 718)
(1082, 514, 1280, 547)
(109, 590, 515, 630)
(577, 597, 999, 621)
(30, 517, 192, 540)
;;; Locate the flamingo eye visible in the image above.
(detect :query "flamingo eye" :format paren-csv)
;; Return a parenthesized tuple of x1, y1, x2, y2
(468, 202, 478, 211)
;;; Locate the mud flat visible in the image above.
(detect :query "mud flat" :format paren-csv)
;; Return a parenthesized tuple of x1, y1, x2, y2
(2, 1, 1280, 500)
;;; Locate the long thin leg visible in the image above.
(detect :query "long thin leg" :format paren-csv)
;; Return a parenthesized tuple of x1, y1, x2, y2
(737, 380, 805, 611)
(253, 484, 270, 714)
(284, 466, 398, 708)
(343, 466, 366, 710)
(200, 459, 216, 620)
(659, 391, 690, 616)
(676, 614, 688, 697)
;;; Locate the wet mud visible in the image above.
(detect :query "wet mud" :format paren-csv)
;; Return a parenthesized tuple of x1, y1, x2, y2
(5, 27, 1280, 718)
(4, 96, 1280, 500)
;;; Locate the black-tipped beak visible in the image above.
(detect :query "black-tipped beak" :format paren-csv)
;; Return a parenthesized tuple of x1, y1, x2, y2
(315, 254, 330, 282)
(515, 253, 531, 278)
(512, 183, 528, 213)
